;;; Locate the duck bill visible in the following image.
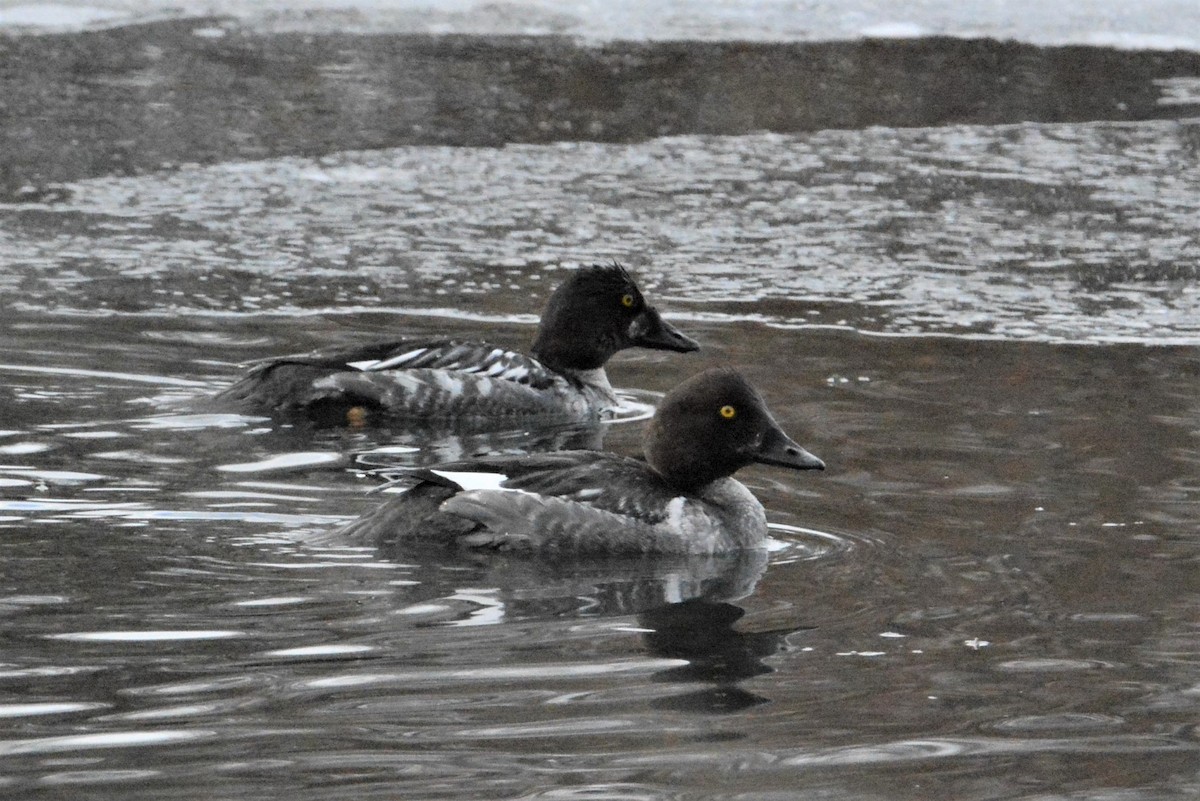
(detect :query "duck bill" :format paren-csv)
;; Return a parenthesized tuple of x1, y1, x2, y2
(628, 306, 701, 353)
(753, 424, 825, 471)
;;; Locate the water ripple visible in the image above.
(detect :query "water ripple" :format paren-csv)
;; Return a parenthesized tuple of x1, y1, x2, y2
(995, 658, 1120, 672)
(46, 630, 245, 643)
(0, 363, 209, 388)
(993, 713, 1127, 732)
(766, 523, 862, 562)
(217, 452, 346, 473)
(0, 702, 110, 718)
(623, 735, 1198, 770)
(0, 729, 217, 757)
(776, 736, 1196, 766)
(9, 122, 1200, 344)
(302, 659, 688, 690)
(39, 769, 163, 787)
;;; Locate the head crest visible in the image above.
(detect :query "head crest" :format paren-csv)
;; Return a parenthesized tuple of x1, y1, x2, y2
(570, 261, 635, 290)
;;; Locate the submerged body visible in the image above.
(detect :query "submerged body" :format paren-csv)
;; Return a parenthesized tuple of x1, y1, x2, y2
(217, 264, 698, 424)
(341, 368, 826, 555)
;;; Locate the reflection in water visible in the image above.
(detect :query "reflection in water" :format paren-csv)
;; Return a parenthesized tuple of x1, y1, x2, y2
(380, 548, 772, 623)
(637, 599, 807, 713)
(346, 416, 613, 465)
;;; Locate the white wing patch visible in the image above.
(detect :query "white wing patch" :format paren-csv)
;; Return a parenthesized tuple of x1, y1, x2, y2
(363, 348, 429, 372)
(430, 470, 513, 492)
(665, 496, 688, 534)
(342, 343, 552, 388)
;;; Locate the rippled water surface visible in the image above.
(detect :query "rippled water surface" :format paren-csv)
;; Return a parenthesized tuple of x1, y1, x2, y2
(1, 112, 1199, 798)
(10, 119, 1200, 343)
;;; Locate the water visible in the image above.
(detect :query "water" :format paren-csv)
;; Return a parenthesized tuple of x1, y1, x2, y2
(2, 31, 1200, 801)
(2, 310, 1197, 799)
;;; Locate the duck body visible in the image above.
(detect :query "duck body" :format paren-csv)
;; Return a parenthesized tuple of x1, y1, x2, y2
(341, 368, 826, 555)
(342, 451, 770, 555)
(217, 338, 619, 423)
(216, 264, 698, 424)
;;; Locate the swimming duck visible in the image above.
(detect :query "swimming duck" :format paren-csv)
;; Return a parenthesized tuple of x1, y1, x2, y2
(340, 368, 825, 554)
(217, 263, 699, 424)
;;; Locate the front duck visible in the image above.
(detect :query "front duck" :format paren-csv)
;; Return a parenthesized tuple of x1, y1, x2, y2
(340, 368, 826, 555)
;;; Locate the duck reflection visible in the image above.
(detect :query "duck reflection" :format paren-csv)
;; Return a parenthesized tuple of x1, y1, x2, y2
(636, 597, 809, 713)
(351, 417, 610, 468)
(639, 598, 800, 683)
(368, 547, 805, 711)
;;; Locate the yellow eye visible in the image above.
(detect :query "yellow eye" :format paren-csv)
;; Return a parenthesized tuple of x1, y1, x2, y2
(621, 293, 636, 308)
(719, 405, 737, 419)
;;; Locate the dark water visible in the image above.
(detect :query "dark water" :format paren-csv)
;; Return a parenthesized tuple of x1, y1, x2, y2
(2, 26, 1200, 801)
(2, 308, 1198, 799)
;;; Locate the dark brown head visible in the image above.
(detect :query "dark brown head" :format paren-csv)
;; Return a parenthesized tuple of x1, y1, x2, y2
(644, 368, 825, 492)
(530, 263, 700, 372)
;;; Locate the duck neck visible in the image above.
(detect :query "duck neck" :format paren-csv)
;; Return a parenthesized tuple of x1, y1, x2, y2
(561, 366, 618, 405)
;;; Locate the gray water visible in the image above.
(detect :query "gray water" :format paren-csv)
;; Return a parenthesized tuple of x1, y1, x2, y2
(2, 45, 1200, 801)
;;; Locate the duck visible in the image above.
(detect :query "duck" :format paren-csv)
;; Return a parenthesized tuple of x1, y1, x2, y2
(340, 368, 825, 555)
(216, 263, 699, 425)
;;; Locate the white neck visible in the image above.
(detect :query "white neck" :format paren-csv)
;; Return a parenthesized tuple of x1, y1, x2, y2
(565, 366, 618, 404)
